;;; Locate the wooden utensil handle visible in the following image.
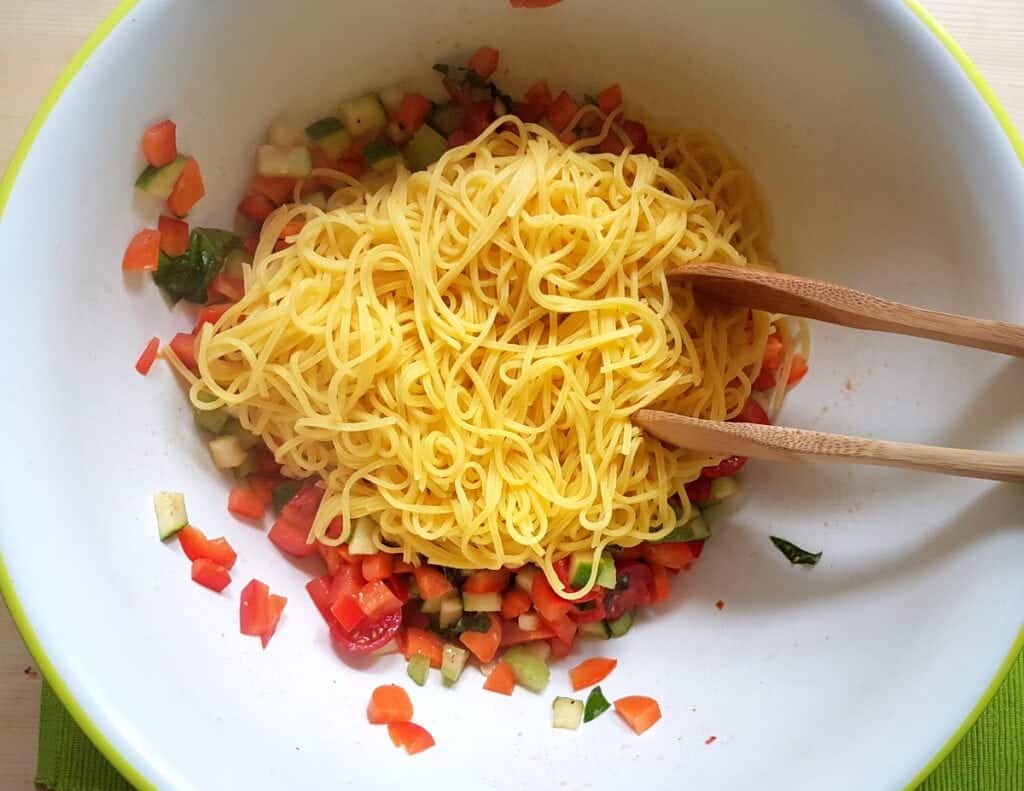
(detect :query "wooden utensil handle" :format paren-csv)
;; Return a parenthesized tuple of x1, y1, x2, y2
(673, 263, 1024, 356)
(633, 410, 1024, 483)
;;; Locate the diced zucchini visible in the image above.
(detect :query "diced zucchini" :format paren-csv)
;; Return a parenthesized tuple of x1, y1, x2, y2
(607, 611, 634, 638)
(428, 102, 464, 136)
(503, 646, 550, 693)
(583, 686, 611, 722)
(578, 621, 610, 640)
(153, 491, 188, 540)
(256, 144, 313, 178)
(135, 155, 187, 200)
(407, 652, 430, 686)
(518, 612, 540, 631)
(522, 640, 551, 662)
(337, 93, 388, 137)
(378, 86, 405, 115)
(441, 644, 469, 687)
(657, 513, 711, 543)
(438, 592, 464, 629)
(552, 697, 584, 730)
(462, 591, 502, 612)
(233, 454, 255, 480)
(208, 435, 247, 469)
(369, 637, 401, 657)
(268, 118, 308, 147)
(363, 139, 402, 173)
(305, 117, 345, 140)
(219, 418, 261, 450)
(193, 405, 228, 435)
(568, 551, 596, 588)
(403, 125, 448, 171)
(420, 596, 443, 615)
(347, 516, 377, 555)
(710, 477, 741, 502)
(271, 481, 299, 514)
(515, 567, 537, 593)
(308, 120, 352, 160)
(596, 554, 616, 589)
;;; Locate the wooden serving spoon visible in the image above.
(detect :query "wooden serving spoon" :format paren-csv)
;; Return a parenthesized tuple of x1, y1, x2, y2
(669, 263, 1024, 356)
(632, 411, 1024, 484)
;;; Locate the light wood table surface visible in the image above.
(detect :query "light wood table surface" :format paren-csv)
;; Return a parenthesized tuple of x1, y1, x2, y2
(2, 1, 1024, 788)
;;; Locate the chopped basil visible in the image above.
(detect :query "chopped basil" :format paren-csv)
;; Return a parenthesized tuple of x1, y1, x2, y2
(434, 611, 491, 639)
(583, 685, 611, 722)
(153, 227, 240, 304)
(770, 536, 822, 566)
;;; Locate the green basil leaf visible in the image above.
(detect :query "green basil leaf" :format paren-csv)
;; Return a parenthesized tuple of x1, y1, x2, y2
(153, 227, 240, 304)
(770, 536, 822, 566)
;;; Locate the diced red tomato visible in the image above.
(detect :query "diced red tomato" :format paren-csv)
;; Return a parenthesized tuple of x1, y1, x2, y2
(463, 100, 494, 138)
(604, 561, 652, 619)
(250, 174, 296, 205)
(357, 579, 403, 620)
(361, 553, 393, 582)
(395, 92, 432, 131)
(207, 273, 244, 303)
(281, 484, 323, 527)
(531, 574, 573, 622)
(788, 354, 809, 386)
(701, 455, 747, 479)
(510, 0, 562, 7)
(512, 101, 546, 123)
(447, 129, 472, 147)
(240, 579, 272, 640)
(134, 337, 160, 376)
(261, 594, 287, 648)
(688, 539, 706, 558)
(166, 157, 205, 217)
(387, 721, 435, 755)
(228, 487, 265, 520)
(337, 158, 368, 179)
(499, 621, 556, 646)
(570, 594, 606, 625)
(331, 594, 366, 632)
(649, 562, 671, 603)
(752, 369, 776, 390)
(157, 215, 189, 256)
(384, 574, 410, 604)
(467, 46, 500, 80)
(190, 558, 231, 592)
(330, 609, 402, 654)
(238, 193, 274, 222)
(411, 566, 454, 600)
(737, 396, 771, 425)
(546, 91, 580, 132)
(306, 575, 334, 622)
(541, 612, 577, 646)
(268, 515, 317, 558)
(177, 525, 238, 569)
(621, 120, 648, 149)
(459, 613, 502, 663)
(685, 476, 712, 504)
(501, 588, 532, 619)
(525, 80, 553, 108)
(194, 303, 231, 333)
(122, 229, 161, 272)
(141, 120, 177, 168)
(463, 569, 510, 594)
(549, 635, 574, 660)
(762, 333, 784, 370)
(596, 84, 623, 115)
(599, 134, 627, 155)
(168, 332, 197, 371)
(643, 542, 695, 571)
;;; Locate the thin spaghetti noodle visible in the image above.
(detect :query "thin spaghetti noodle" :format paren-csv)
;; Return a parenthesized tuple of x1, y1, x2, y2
(189, 113, 784, 597)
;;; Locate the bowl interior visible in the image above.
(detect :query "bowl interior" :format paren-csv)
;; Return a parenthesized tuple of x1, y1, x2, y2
(1, 1, 1023, 789)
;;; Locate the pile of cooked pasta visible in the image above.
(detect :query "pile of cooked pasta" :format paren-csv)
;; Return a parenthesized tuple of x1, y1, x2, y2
(186, 110, 783, 595)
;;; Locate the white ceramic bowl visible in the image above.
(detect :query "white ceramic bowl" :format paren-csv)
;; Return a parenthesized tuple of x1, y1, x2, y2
(1, 1, 1023, 789)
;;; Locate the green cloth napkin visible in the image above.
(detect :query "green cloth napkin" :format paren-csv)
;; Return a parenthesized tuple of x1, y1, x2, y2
(36, 654, 1023, 790)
